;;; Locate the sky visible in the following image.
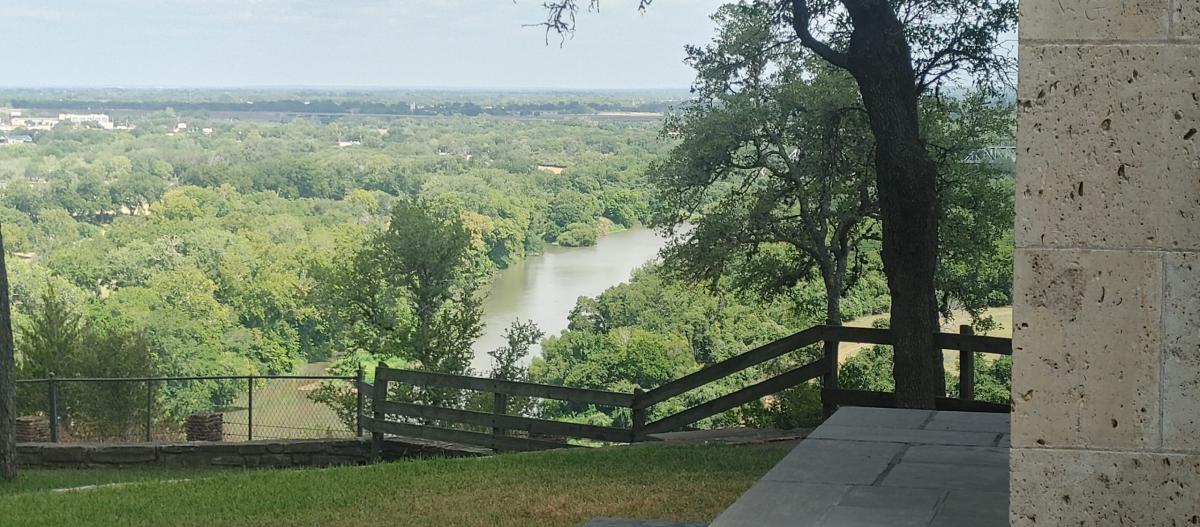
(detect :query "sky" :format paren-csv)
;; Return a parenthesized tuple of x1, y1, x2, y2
(0, 0, 727, 90)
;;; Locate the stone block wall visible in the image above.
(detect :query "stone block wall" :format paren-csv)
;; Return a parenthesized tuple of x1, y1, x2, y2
(1012, 0, 1200, 523)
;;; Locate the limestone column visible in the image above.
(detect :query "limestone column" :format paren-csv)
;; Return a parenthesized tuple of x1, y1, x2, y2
(1012, 0, 1200, 523)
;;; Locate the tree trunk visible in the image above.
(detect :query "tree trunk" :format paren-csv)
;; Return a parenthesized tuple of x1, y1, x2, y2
(0, 225, 17, 481)
(842, 0, 945, 408)
(822, 265, 844, 327)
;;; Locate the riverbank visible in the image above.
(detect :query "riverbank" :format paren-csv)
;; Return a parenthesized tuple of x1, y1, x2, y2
(471, 227, 669, 371)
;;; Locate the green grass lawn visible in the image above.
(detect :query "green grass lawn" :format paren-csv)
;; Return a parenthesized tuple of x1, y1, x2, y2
(1, 444, 789, 527)
(0, 466, 236, 497)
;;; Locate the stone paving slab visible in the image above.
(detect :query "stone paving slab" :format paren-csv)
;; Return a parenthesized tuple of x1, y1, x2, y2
(760, 439, 904, 485)
(902, 444, 1009, 467)
(881, 461, 1009, 490)
(710, 408, 1010, 527)
(923, 412, 1009, 434)
(807, 425, 1000, 446)
(821, 407, 933, 429)
(584, 519, 706, 527)
(712, 482, 847, 527)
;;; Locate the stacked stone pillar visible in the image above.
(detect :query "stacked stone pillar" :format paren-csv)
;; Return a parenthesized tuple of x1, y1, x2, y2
(1013, 0, 1200, 522)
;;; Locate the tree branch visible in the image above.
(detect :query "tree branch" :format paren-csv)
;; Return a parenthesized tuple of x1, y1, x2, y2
(789, 0, 849, 69)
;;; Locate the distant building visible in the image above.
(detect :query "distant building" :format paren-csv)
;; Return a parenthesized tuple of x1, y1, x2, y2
(58, 113, 115, 129)
(201, 128, 214, 135)
(0, 134, 34, 145)
(10, 117, 58, 130)
(536, 164, 567, 174)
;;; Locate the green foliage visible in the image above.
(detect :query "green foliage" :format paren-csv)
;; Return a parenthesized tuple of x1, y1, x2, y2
(0, 110, 663, 422)
(839, 346, 897, 393)
(555, 222, 599, 247)
(488, 320, 543, 382)
(651, 5, 877, 328)
(530, 264, 855, 428)
(14, 283, 157, 435)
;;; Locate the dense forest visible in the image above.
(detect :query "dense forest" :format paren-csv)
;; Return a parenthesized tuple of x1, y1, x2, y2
(0, 108, 666, 422)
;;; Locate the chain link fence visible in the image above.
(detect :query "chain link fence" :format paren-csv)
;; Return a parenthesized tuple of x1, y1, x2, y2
(13, 372, 364, 443)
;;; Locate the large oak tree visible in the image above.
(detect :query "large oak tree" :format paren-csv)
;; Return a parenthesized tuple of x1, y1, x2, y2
(533, 0, 1015, 408)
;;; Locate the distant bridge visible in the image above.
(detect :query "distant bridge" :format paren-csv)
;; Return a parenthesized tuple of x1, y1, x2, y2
(964, 145, 1016, 164)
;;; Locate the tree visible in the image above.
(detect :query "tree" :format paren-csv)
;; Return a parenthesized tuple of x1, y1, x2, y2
(650, 4, 876, 331)
(489, 320, 544, 382)
(0, 226, 16, 481)
(535, 0, 1016, 408)
(366, 199, 487, 376)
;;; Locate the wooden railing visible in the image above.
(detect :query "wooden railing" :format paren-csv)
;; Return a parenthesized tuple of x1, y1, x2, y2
(362, 324, 1013, 453)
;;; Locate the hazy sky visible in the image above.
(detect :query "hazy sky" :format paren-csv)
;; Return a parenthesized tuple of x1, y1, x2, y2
(0, 0, 727, 89)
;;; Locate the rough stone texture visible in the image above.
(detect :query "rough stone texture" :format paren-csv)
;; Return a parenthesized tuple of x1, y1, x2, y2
(1011, 448, 1200, 525)
(16, 437, 482, 468)
(1015, 44, 1200, 251)
(1177, 0, 1200, 38)
(15, 416, 50, 443)
(1011, 249, 1162, 449)
(1015, 0, 1200, 520)
(1163, 252, 1200, 450)
(1020, 0, 1170, 41)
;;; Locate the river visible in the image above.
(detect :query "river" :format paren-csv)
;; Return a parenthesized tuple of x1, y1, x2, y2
(470, 227, 669, 371)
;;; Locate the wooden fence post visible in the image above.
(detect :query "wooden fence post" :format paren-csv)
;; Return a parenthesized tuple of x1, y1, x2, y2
(959, 325, 975, 401)
(821, 331, 839, 418)
(631, 388, 646, 442)
(492, 392, 508, 441)
(371, 362, 387, 462)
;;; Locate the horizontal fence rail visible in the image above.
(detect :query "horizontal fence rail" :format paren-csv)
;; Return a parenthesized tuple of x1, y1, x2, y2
(365, 324, 1013, 452)
(376, 368, 634, 407)
(14, 324, 1013, 451)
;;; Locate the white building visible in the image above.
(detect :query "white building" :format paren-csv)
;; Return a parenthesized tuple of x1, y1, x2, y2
(58, 113, 115, 130)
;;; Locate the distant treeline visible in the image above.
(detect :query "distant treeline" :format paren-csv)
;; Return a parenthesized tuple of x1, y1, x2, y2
(8, 99, 673, 117)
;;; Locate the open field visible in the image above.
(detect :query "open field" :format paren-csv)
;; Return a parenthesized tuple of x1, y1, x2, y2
(1, 444, 787, 527)
(222, 362, 353, 441)
(838, 306, 1013, 363)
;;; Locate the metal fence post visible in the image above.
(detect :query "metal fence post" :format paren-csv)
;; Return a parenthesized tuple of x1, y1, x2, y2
(959, 325, 975, 401)
(144, 380, 154, 442)
(48, 373, 59, 443)
(246, 376, 254, 441)
(355, 366, 365, 437)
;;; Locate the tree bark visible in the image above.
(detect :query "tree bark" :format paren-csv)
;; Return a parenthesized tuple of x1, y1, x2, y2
(0, 225, 17, 481)
(790, 0, 945, 408)
(840, 0, 945, 408)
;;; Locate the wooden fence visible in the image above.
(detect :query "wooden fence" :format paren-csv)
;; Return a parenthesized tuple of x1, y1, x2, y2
(362, 324, 1013, 453)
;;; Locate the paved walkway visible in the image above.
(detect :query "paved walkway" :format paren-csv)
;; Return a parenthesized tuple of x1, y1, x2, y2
(710, 407, 1010, 527)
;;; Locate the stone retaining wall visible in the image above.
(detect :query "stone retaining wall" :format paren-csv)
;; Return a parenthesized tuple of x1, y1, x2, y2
(17, 438, 483, 469)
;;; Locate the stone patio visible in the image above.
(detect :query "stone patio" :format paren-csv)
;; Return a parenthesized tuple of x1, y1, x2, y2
(709, 406, 1010, 527)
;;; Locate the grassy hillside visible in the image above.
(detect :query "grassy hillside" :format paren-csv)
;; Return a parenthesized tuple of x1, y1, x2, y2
(1, 444, 788, 527)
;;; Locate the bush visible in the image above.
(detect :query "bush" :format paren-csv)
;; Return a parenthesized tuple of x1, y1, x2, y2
(555, 222, 599, 247)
